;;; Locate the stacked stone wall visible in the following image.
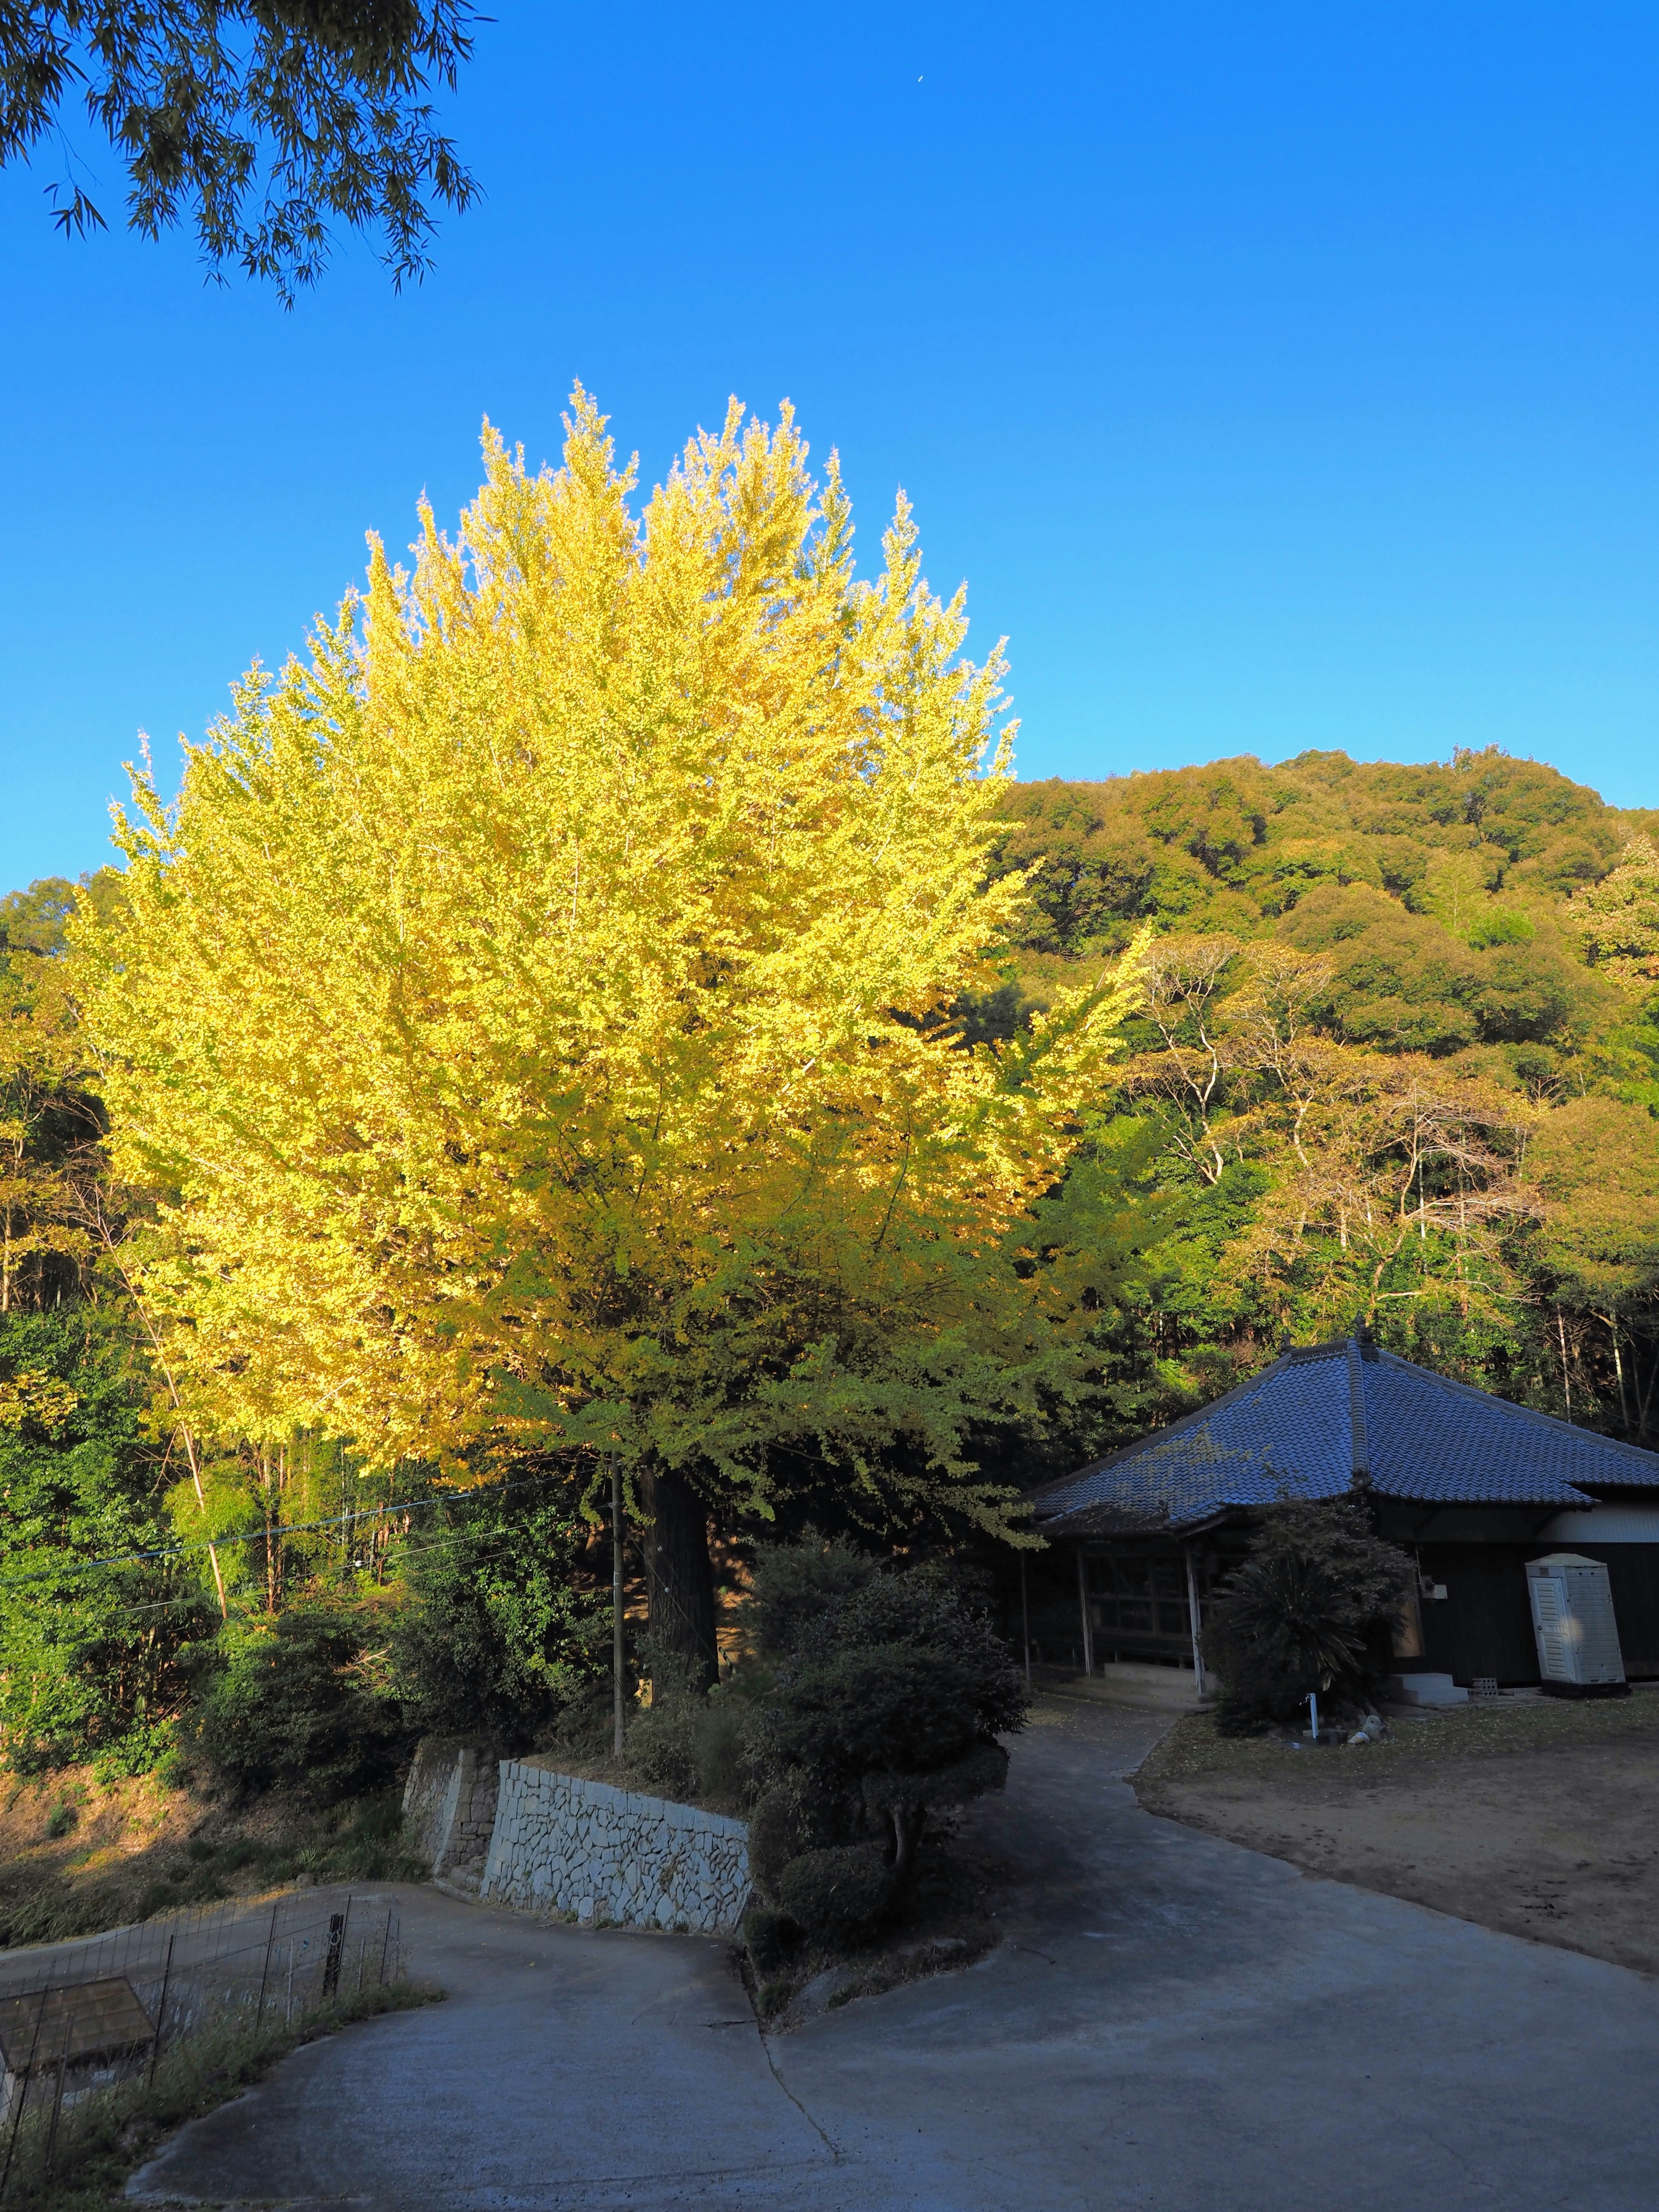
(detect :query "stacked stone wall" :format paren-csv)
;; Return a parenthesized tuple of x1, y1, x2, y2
(479, 1759, 750, 1935)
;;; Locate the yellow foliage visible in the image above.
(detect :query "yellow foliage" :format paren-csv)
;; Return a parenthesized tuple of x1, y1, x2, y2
(0, 1369, 79, 1437)
(1570, 836, 1659, 985)
(79, 394, 1145, 1533)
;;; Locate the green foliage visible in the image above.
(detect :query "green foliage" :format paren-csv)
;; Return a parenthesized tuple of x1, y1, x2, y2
(1, 872, 114, 1313)
(756, 1569, 1026, 1896)
(388, 1487, 611, 1753)
(0, 3, 480, 299)
(1527, 1096, 1659, 1309)
(746, 1784, 817, 1898)
(1571, 836, 1659, 985)
(992, 747, 1635, 1016)
(765, 1644, 996, 1781)
(741, 1530, 877, 1659)
(181, 1605, 413, 1801)
(739, 1899, 802, 1970)
(1203, 1498, 1415, 1735)
(0, 877, 79, 958)
(0, 1310, 209, 1773)
(986, 755, 1659, 1451)
(861, 1737, 1009, 1817)
(624, 1637, 753, 1807)
(776, 1843, 896, 1948)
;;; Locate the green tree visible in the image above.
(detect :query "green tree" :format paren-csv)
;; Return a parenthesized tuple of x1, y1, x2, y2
(984, 756, 1659, 1451)
(0, 2, 479, 299)
(181, 1601, 410, 1800)
(0, 876, 114, 1313)
(388, 1487, 612, 1751)
(0, 882, 203, 1775)
(0, 1308, 207, 1772)
(1571, 837, 1659, 987)
(756, 1573, 1027, 1888)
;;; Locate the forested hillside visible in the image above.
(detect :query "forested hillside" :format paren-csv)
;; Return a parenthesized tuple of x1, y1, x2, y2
(6, 683, 1659, 1789)
(984, 748, 1659, 1450)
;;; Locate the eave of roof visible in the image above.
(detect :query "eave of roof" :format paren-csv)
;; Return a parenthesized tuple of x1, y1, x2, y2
(1029, 1338, 1659, 1540)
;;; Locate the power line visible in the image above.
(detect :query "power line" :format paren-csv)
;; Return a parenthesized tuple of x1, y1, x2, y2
(80, 1532, 540, 1621)
(0, 1469, 574, 1591)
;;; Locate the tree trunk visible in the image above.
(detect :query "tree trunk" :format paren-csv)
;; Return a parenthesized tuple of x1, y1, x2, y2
(639, 1466, 719, 1691)
(890, 1803, 927, 1887)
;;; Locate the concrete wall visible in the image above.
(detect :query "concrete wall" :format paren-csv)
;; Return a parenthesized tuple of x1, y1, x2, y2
(401, 1738, 501, 1897)
(479, 1758, 750, 1935)
(403, 1738, 463, 1870)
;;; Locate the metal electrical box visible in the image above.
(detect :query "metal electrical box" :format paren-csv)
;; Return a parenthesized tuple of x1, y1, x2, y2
(1526, 1554, 1625, 1690)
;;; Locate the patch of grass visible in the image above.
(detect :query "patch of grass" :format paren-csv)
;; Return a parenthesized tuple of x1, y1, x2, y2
(1136, 1684, 1659, 1799)
(756, 1975, 794, 2020)
(0, 1786, 427, 1951)
(0, 1976, 440, 2212)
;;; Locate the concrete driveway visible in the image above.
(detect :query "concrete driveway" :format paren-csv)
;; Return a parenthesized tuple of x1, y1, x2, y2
(129, 1695, 1659, 2209)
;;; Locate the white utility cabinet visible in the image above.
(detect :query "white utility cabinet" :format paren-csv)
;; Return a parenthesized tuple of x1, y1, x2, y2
(1526, 1554, 1625, 1688)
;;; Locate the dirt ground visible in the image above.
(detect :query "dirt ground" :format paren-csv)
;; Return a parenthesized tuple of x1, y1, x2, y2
(0, 1764, 418, 1948)
(1134, 1684, 1659, 1978)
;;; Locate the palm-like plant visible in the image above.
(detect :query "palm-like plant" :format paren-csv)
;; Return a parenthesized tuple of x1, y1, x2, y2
(1205, 1499, 1414, 1734)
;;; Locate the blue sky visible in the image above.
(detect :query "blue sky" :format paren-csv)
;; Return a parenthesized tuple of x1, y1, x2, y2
(3, 2, 1656, 892)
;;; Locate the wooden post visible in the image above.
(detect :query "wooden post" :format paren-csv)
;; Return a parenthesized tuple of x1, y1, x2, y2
(323, 1908, 346, 1999)
(254, 1898, 280, 2029)
(148, 1933, 175, 2086)
(611, 1457, 626, 1758)
(1, 1988, 49, 2195)
(1076, 1548, 1094, 1677)
(1185, 1546, 1206, 1697)
(44, 1994, 73, 2174)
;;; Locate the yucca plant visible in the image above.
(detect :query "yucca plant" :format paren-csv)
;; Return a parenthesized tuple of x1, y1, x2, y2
(1205, 1498, 1414, 1735)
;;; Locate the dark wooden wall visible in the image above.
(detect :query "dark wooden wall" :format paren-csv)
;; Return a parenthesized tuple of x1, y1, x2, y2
(1416, 1541, 1659, 1684)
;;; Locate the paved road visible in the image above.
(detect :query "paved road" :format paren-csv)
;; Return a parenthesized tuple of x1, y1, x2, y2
(128, 1696, 1659, 2209)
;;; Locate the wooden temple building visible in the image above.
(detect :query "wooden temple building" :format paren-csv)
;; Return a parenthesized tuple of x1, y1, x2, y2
(1026, 1331, 1659, 1691)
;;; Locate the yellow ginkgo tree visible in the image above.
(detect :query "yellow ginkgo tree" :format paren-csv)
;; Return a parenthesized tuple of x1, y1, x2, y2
(78, 391, 1146, 1672)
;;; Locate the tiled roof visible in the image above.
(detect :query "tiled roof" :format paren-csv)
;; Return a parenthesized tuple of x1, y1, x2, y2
(1029, 1338, 1659, 1538)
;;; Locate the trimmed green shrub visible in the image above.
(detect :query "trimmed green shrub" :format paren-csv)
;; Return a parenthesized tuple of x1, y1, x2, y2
(777, 1844, 894, 1948)
(756, 1573, 1027, 1885)
(1204, 1497, 1415, 1735)
(740, 1900, 801, 1970)
(747, 1785, 817, 1898)
(861, 1738, 1009, 1821)
(743, 1531, 876, 1659)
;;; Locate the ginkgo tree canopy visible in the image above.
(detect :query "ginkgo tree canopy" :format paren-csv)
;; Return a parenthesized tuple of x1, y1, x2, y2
(79, 392, 1145, 1540)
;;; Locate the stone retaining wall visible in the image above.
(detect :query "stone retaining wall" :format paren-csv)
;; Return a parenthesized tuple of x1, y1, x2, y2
(479, 1758, 750, 1935)
(401, 1738, 501, 1896)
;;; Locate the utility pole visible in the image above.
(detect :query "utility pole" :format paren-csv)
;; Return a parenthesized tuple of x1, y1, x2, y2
(611, 1456, 626, 1757)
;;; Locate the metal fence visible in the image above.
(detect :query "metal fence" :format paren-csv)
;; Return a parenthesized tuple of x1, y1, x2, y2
(0, 1891, 402, 2201)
